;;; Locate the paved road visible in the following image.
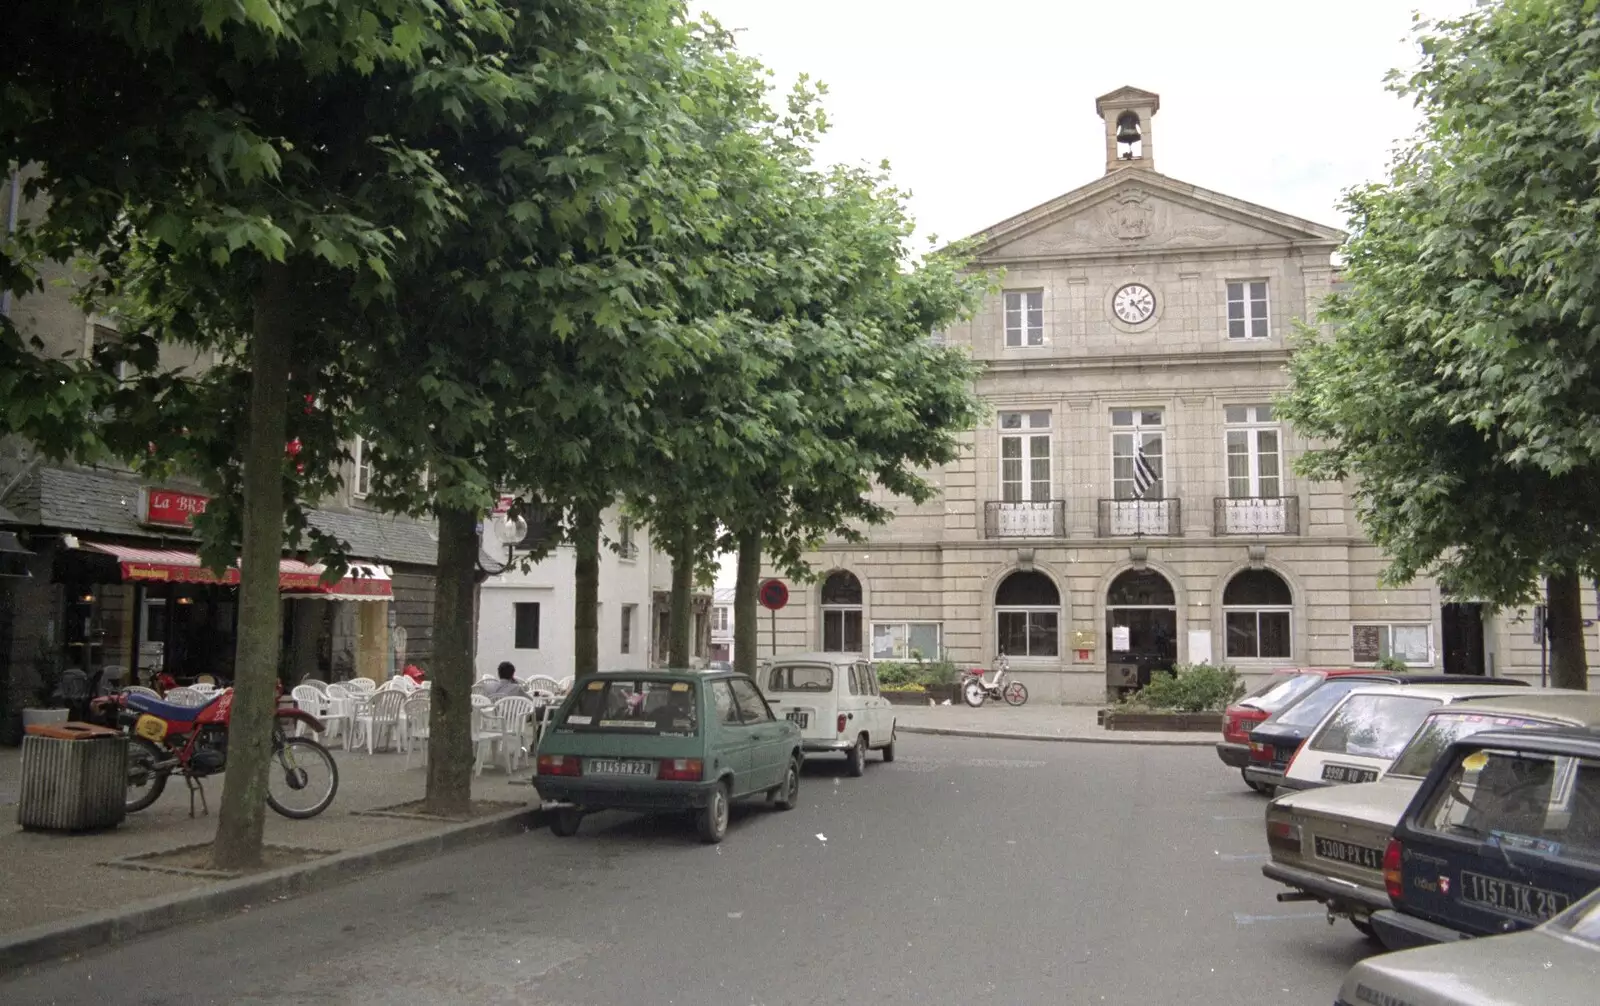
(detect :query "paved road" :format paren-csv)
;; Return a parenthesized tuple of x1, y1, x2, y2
(3, 736, 1374, 1005)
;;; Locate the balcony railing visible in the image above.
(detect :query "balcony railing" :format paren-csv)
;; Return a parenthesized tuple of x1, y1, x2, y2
(1213, 496, 1299, 535)
(1097, 498, 1182, 537)
(984, 500, 1066, 538)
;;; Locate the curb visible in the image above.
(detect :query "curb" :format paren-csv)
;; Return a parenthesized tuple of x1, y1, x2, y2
(897, 725, 1214, 747)
(0, 803, 552, 977)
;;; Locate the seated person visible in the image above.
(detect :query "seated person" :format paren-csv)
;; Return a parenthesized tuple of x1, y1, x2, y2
(483, 661, 527, 700)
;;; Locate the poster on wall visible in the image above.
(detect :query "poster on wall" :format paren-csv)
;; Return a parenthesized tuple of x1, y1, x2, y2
(1351, 624, 1383, 663)
(1187, 629, 1212, 665)
(1111, 625, 1131, 651)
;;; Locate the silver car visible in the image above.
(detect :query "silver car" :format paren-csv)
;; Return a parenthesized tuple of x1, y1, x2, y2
(1336, 883, 1600, 1006)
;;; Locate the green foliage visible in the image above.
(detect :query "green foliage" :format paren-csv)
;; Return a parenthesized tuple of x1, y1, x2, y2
(874, 658, 960, 689)
(1123, 663, 1245, 713)
(1374, 656, 1409, 674)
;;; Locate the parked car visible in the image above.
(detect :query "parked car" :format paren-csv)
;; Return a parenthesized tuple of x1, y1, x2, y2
(1245, 673, 1524, 794)
(1337, 883, 1600, 1006)
(1279, 683, 1531, 793)
(1263, 691, 1600, 939)
(757, 652, 895, 777)
(1219, 669, 1389, 792)
(532, 670, 803, 844)
(1370, 725, 1600, 950)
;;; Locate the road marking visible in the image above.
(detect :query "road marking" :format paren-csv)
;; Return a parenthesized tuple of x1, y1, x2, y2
(1233, 910, 1324, 925)
(1216, 852, 1269, 862)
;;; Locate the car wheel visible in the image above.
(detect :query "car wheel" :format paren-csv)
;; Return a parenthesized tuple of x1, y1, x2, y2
(846, 733, 867, 777)
(549, 807, 584, 837)
(881, 730, 896, 763)
(773, 757, 800, 811)
(1242, 769, 1269, 795)
(1351, 917, 1378, 942)
(697, 782, 730, 843)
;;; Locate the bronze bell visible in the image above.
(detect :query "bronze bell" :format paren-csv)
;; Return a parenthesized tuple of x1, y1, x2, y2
(1116, 115, 1141, 147)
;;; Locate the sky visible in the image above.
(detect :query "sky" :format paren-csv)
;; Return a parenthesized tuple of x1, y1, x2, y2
(703, 0, 1478, 583)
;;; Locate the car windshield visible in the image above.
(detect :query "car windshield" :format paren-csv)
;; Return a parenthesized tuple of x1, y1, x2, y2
(1550, 886, 1600, 945)
(1239, 673, 1322, 713)
(1389, 712, 1551, 778)
(559, 679, 698, 735)
(1271, 679, 1373, 729)
(768, 664, 833, 692)
(1308, 694, 1439, 761)
(1417, 749, 1600, 868)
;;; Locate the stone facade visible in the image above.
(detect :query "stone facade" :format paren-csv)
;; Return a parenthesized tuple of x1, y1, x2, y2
(763, 87, 1600, 702)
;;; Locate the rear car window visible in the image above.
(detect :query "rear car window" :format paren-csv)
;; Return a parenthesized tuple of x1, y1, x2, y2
(1417, 749, 1600, 868)
(1240, 673, 1321, 713)
(560, 679, 698, 735)
(1272, 679, 1370, 728)
(768, 665, 833, 693)
(1389, 712, 1551, 778)
(1308, 694, 1439, 761)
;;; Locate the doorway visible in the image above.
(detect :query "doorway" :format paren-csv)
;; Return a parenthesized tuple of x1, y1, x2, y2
(1106, 569, 1178, 688)
(1441, 603, 1486, 676)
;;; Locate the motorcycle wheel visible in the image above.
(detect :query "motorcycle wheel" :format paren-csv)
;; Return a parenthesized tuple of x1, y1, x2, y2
(125, 737, 169, 812)
(1003, 681, 1029, 707)
(265, 736, 339, 819)
(961, 679, 987, 707)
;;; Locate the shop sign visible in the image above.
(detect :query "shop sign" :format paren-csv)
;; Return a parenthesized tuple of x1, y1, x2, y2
(143, 488, 209, 527)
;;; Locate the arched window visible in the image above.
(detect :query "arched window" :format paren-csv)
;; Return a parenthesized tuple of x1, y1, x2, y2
(820, 570, 863, 653)
(1223, 569, 1292, 659)
(995, 571, 1060, 658)
(1107, 569, 1175, 607)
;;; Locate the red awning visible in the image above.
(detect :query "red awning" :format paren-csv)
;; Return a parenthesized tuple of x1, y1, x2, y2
(83, 542, 393, 599)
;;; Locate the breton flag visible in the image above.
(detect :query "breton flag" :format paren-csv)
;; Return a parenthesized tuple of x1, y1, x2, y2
(1132, 444, 1159, 499)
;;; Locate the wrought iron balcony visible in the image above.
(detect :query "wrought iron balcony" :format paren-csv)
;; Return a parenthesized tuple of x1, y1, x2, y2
(983, 500, 1066, 539)
(1213, 496, 1299, 535)
(1097, 498, 1183, 537)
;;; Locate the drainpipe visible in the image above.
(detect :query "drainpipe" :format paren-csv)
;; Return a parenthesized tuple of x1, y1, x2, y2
(2, 165, 19, 317)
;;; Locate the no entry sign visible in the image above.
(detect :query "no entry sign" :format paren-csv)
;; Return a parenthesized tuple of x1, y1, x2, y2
(758, 579, 789, 611)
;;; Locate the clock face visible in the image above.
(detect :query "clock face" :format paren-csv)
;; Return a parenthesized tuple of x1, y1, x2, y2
(1112, 283, 1156, 325)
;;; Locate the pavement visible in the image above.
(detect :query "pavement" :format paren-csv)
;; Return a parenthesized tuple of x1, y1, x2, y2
(0, 735, 540, 941)
(893, 701, 1216, 746)
(0, 733, 1378, 1006)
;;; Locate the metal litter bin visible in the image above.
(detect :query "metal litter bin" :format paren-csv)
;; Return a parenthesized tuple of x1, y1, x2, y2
(18, 722, 127, 831)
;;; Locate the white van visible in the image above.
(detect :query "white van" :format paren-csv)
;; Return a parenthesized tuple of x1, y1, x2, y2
(758, 653, 896, 776)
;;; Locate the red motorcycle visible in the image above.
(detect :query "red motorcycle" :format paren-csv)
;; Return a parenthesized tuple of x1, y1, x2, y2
(93, 687, 338, 819)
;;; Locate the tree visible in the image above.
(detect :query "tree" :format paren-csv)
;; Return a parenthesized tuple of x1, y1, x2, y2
(1278, 0, 1600, 688)
(1, 0, 518, 864)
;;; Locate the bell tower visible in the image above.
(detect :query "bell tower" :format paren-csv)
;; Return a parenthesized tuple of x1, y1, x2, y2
(1095, 86, 1160, 174)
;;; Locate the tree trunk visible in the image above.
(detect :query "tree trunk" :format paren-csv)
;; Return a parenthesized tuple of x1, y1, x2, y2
(572, 501, 601, 677)
(425, 505, 478, 817)
(1547, 570, 1589, 691)
(734, 527, 762, 677)
(212, 263, 293, 870)
(668, 524, 695, 667)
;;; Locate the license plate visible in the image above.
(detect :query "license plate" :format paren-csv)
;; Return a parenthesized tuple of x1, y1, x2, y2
(1271, 745, 1296, 769)
(1313, 836, 1384, 870)
(1321, 763, 1378, 784)
(787, 711, 809, 728)
(1460, 870, 1571, 922)
(586, 759, 655, 777)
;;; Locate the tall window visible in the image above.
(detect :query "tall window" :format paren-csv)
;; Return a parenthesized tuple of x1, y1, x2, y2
(995, 571, 1060, 658)
(1000, 411, 1051, 502)
(353, 437, 374, 498)
(1226, 281, 1270, 340)
(712, 606, 729, 632)
(1224, 405, 1281, 498)
(1003, 290, 1044, 347)
(1111, 409, 1165, 499)
(513, 602, 540, 649)
(617, 517, 637, 559)
(620, 604, 635, 654)
(1223, 569, 1292, 659)
(820, 570, 863, 653)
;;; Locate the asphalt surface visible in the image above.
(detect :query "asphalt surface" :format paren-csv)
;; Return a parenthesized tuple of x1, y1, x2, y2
(2, 735, 1375, 1005)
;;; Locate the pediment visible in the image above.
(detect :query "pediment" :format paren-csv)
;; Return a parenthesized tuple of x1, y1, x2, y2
(973, 172, 1343, 262)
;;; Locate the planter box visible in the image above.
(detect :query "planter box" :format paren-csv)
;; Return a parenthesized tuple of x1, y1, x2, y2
(883, 689, 929, 706)
(1100, 709, 1223, 732)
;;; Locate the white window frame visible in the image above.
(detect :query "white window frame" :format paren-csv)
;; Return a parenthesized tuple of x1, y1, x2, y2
(999, 411, 1052, 503)
(1353, 623, 1433, 666)
(1110, 409, 1166, 500)
(353, 437, 373, 499)
(870, 621, 943, 661)
(1223, 405, 1282, 499)
(712, 606, 729, 633)
(1226, 280, 1270, 340)
(1002, 290, 1045, 348)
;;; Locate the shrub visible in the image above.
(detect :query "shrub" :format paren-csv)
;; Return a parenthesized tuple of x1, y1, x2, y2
(1123, 662, 1244, 712)
(873, 662, 923, 687)
(1374, 656, 1408, 673)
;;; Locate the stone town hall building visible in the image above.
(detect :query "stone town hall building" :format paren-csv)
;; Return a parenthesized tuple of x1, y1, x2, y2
(762, 86, 1598, 703)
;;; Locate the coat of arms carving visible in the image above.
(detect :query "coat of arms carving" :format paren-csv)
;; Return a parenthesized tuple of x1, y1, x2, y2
(1106, 189, 1155, 240)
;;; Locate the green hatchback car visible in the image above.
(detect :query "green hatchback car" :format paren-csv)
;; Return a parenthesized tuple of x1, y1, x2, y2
(533, 669, 804, 843)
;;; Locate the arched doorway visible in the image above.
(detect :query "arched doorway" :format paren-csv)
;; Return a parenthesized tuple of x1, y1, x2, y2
(995, 570, 1061, 659)
(1222, 568, 1293, 660)
(1106, 568, 1177, 687)
(820, 570, 863, 654)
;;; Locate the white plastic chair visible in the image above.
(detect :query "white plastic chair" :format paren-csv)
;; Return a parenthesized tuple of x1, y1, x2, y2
(121, 685, 160, 698)
(292, 684, 345, 741)
(352, 689, 404, 753)
(492, 695, 538, 773)
(401, 695, 431, 768)
(556, 676, 574, 696)
(162, 688, 209, 707)
(344, 678, 376, 695)
(469, 694, 499, 776)
(300, 678, 329, 693)
(523, 675, 561, 698)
